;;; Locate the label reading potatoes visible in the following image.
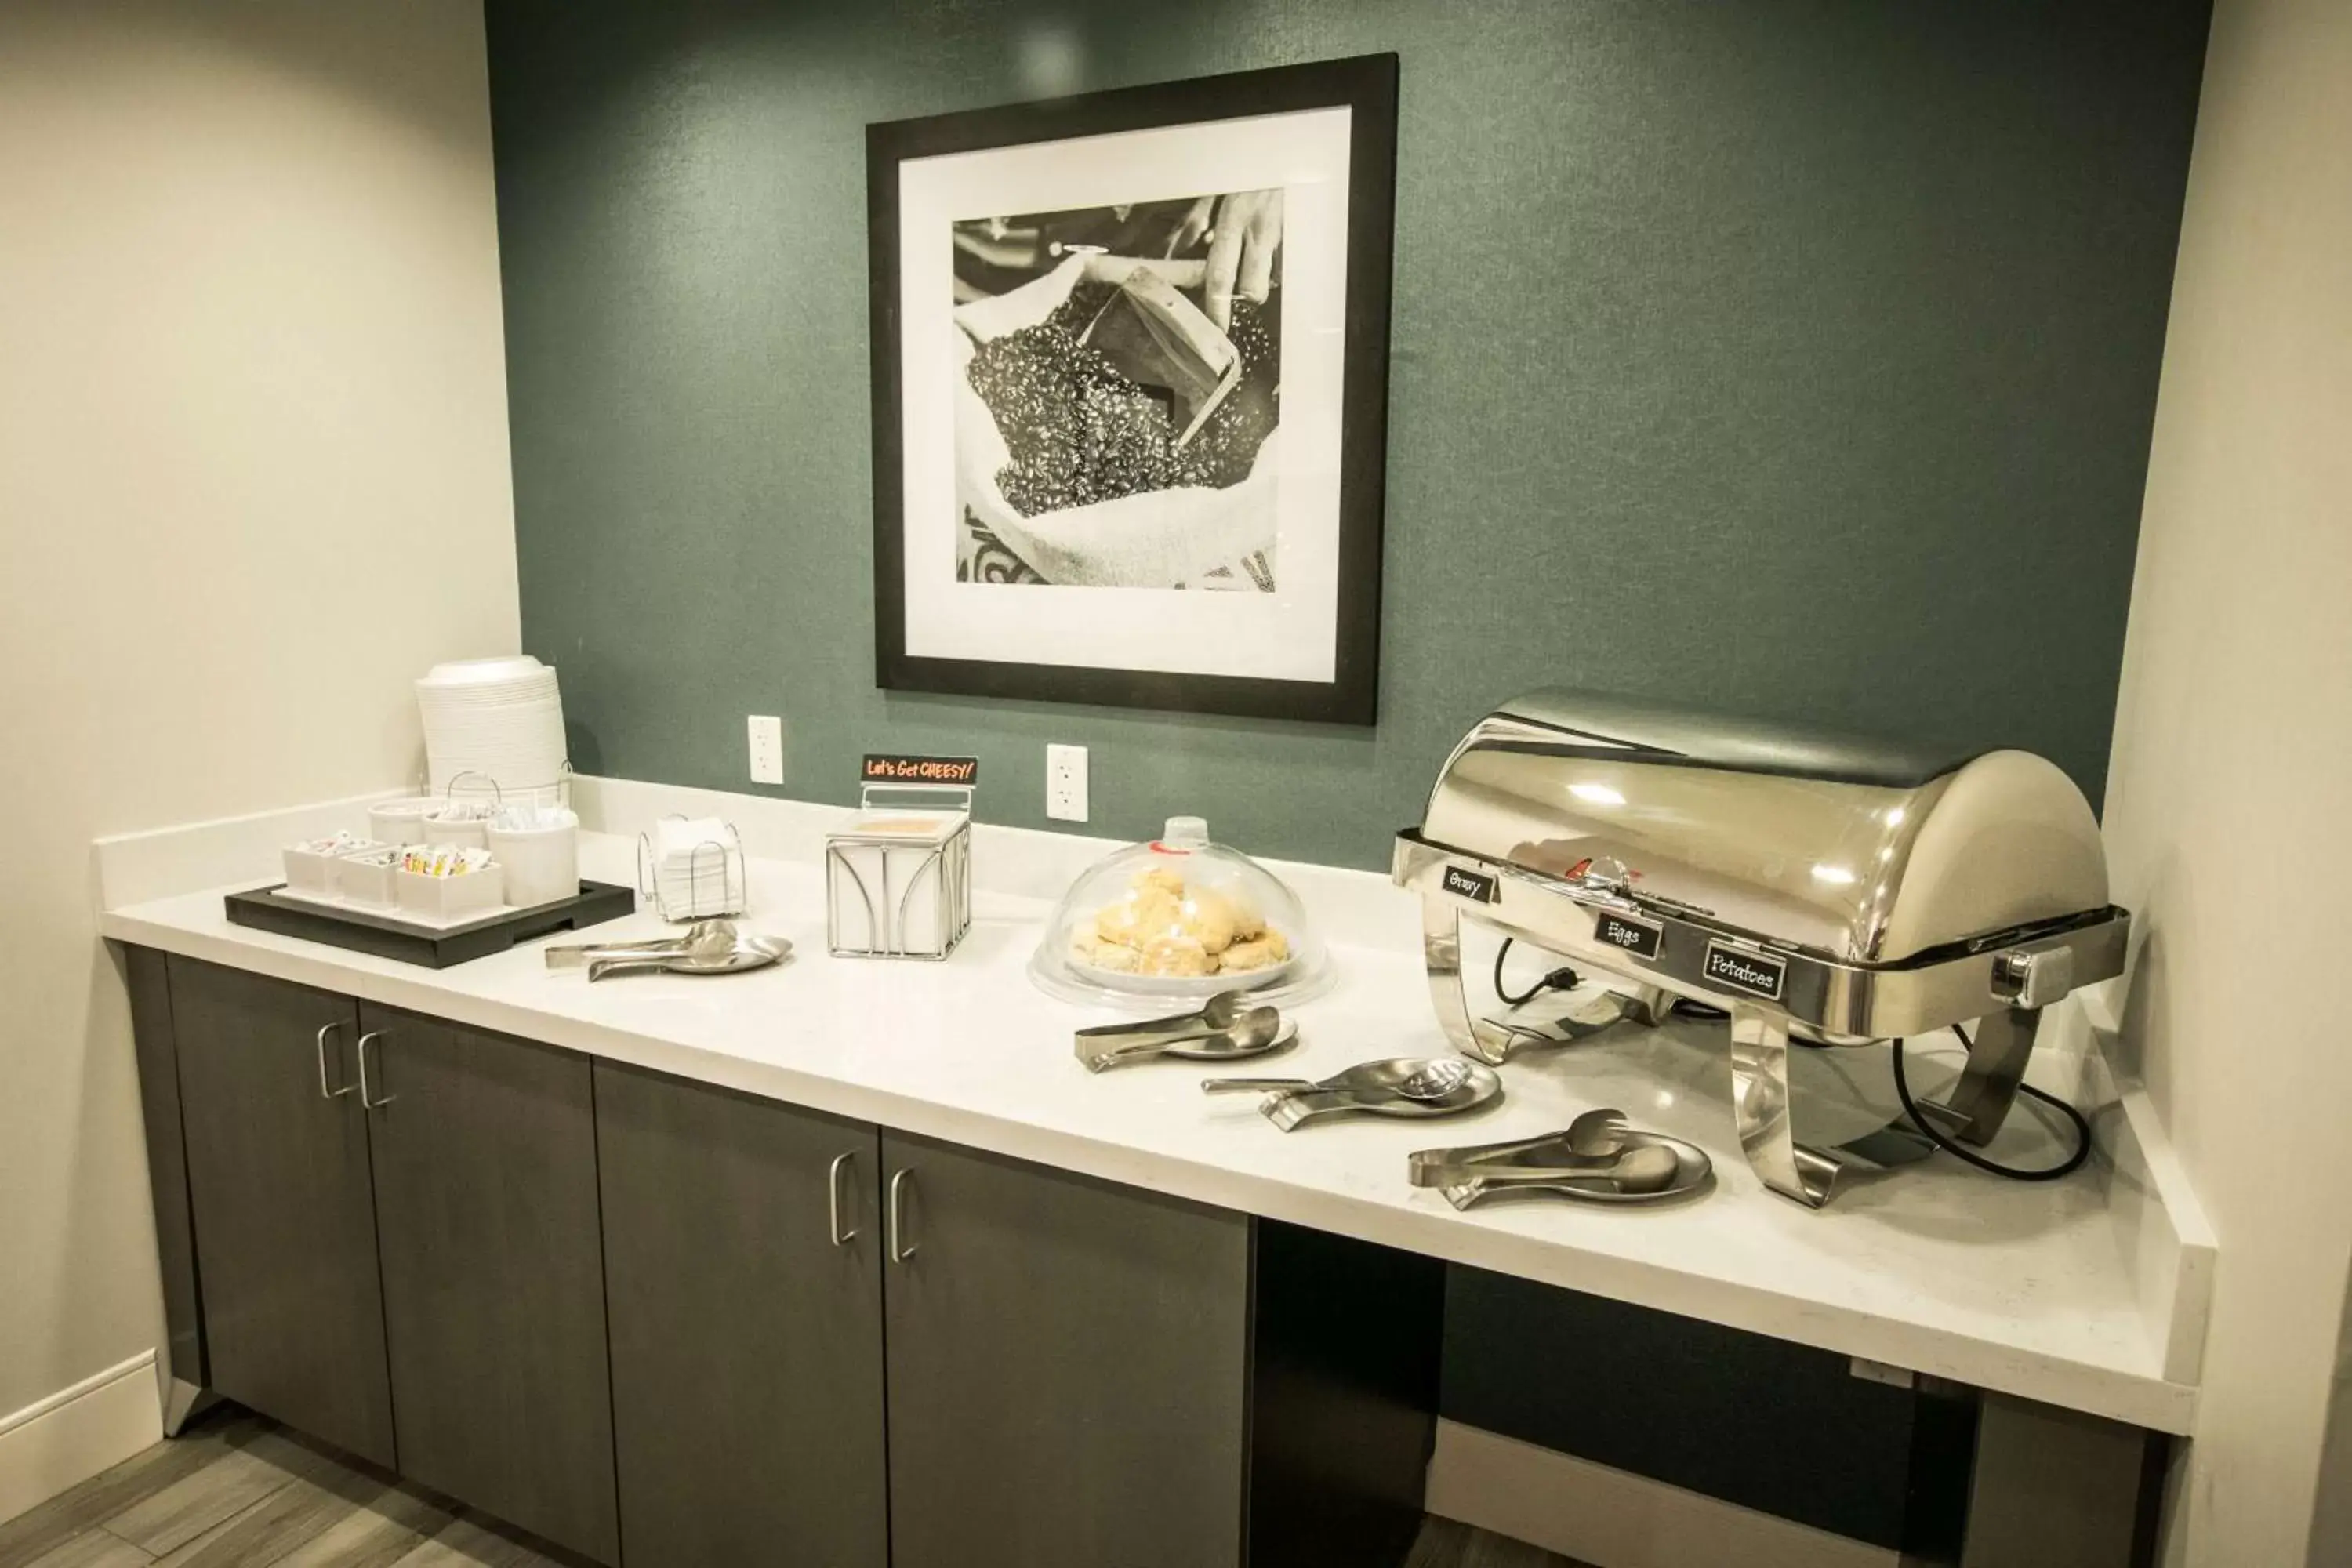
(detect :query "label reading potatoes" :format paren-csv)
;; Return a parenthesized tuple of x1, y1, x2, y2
(1703, 942, 1786, 1001)
(1593, 912, 1663, 961)
(1441, 865, 1499, 904)
(861, 754, 978, 786)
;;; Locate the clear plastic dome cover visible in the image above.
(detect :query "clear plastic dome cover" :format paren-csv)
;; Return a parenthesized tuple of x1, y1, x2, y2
(1029, 817, 1334, 1010)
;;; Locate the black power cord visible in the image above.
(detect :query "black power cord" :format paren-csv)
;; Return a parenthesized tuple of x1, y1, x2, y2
(1494, 936, 1728, 1022)
(1890, 1024, 2093, 1181)
(1493, 937, 1581, 1006)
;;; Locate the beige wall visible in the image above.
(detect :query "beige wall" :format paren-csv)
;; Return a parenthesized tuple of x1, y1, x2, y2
(2099, 1, 2352, 1564)
(0, 0, 517, 1454)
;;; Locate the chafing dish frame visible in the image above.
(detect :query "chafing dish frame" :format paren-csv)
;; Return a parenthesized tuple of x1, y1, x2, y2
(1393, 830, 2129, 1207)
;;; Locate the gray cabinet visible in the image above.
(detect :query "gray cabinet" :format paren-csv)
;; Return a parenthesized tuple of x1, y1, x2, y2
(136, 949, 1442, 1568)
(167, 959, 396, 1469)
(595, 1061, 888, 1568)
(879, 1131, 1255, 1568)
(356, 1005, 619, 1566)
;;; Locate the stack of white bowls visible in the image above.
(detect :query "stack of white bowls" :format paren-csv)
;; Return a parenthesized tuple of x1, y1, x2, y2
(414, 656, 568, 797)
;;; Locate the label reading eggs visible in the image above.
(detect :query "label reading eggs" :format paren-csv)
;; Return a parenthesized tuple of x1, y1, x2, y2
(1593, 912, 1663, 961)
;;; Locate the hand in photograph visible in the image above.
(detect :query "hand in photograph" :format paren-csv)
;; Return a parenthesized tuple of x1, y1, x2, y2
(1174, 191, 1285, 329)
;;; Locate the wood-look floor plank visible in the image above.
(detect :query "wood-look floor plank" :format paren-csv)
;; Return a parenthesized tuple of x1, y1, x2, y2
(1406, 1515, 1476, 1568)
(0, 1413, 267, 1567)
(151, 1439, 408, 1568)
(383, 1512, 574, 1568)
(1462, 1526, 1586, 1568)
(267, 1483, 456, 1568)
(102, 1430, 328, 1558)
(1407, 1515, 1591, 1568)
(19, 1531, 154, 1568)
(13, 1414, 1573, 1568)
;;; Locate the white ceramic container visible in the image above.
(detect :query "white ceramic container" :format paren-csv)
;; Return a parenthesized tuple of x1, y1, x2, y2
(488, 820, 578, 909)
(283, 839, 372, 896)
(423, 812, 491, 851)
(368, 797, 439, 845)
(394, 862, 505, 922)
(335, 850, 404, 910)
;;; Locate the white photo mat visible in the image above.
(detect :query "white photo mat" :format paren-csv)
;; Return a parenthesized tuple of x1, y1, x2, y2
(896, 106, 1354, 684)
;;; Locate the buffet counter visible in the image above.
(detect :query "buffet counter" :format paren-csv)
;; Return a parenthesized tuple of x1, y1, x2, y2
(94, 778, 2210, 1435)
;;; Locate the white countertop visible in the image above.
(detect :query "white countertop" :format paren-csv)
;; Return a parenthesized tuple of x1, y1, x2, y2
(97, 797, 2207, 1434)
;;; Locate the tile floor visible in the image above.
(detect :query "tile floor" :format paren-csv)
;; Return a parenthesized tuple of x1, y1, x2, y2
(0, 1404, 1587, 1567)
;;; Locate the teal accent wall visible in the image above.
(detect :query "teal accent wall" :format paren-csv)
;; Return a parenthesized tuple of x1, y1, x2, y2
(487, 0, 2209, 872)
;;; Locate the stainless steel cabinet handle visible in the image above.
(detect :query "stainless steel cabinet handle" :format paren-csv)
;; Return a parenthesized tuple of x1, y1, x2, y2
(355, 1030, 395, 1109)
(828, 1152, 858, 1247)
(887, 1168, 917, 1264)
(315, 1022, 354, 1100)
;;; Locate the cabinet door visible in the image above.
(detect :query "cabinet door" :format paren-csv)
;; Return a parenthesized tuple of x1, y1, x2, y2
(880, 1132, 1252, 1568)
(596, 1062, 887, 1568)
(358, 1006, 618, 1565)
(169, 959, 395, 1468)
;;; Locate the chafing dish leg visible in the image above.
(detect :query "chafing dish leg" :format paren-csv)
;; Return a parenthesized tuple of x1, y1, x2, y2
(1929, 1006, 2040, 1145)
(1422, 898, 1526, 1065)
(1731, 1007, 1934, 1207)
(1730, 1007, 1837, 1206)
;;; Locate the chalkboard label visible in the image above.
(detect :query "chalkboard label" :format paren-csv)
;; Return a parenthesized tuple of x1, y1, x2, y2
(1440, 864, 1499, 904)
(1593, 911, 1663, 961)
(1703, 941, 1786, 1001)
(862, 754, 978, 786)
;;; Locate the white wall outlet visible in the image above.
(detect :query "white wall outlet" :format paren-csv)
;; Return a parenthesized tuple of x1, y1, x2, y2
(1046, 743, 1088, 822)
(747, 714, 784, 785)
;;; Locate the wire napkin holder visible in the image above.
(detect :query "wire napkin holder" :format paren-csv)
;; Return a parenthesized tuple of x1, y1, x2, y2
(826, 783, 972, 960)
(638, 816, 747, 922)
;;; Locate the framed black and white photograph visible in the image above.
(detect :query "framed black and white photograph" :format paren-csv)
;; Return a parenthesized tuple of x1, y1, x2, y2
(869, 54, 1398, 724)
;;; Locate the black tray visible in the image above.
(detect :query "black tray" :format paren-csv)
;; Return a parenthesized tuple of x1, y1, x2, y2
(224, 880, 637, 969)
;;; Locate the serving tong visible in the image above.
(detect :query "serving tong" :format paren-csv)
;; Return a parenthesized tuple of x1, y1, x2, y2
(543, 918, 791, 982)
(1407, 1108, 1713, 1207)
(1075, 991, 1295, 1072)
(1200, 1055, 1503, 1131)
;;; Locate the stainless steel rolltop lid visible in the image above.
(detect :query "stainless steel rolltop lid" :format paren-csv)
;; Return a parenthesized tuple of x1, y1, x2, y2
(1393, 689, 2130, 1207)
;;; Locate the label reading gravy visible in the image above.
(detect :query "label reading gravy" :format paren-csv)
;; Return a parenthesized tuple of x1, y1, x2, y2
(1441, 864, 1499, 904)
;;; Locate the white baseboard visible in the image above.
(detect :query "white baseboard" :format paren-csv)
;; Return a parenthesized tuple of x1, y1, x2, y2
(1425, 1418, 1898, 1568)
(0, 1352, 164, 1526)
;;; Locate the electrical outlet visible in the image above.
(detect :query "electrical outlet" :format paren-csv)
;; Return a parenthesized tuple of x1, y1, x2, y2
(747, 715, 784, 785)
(1046, 743, 1088, 822)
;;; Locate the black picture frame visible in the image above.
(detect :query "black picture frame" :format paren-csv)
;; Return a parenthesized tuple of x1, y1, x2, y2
(867, 53, 1399, 726)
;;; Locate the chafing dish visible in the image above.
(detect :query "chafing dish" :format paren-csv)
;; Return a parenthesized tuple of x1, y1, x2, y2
(1392, 689, 2129, 1207)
